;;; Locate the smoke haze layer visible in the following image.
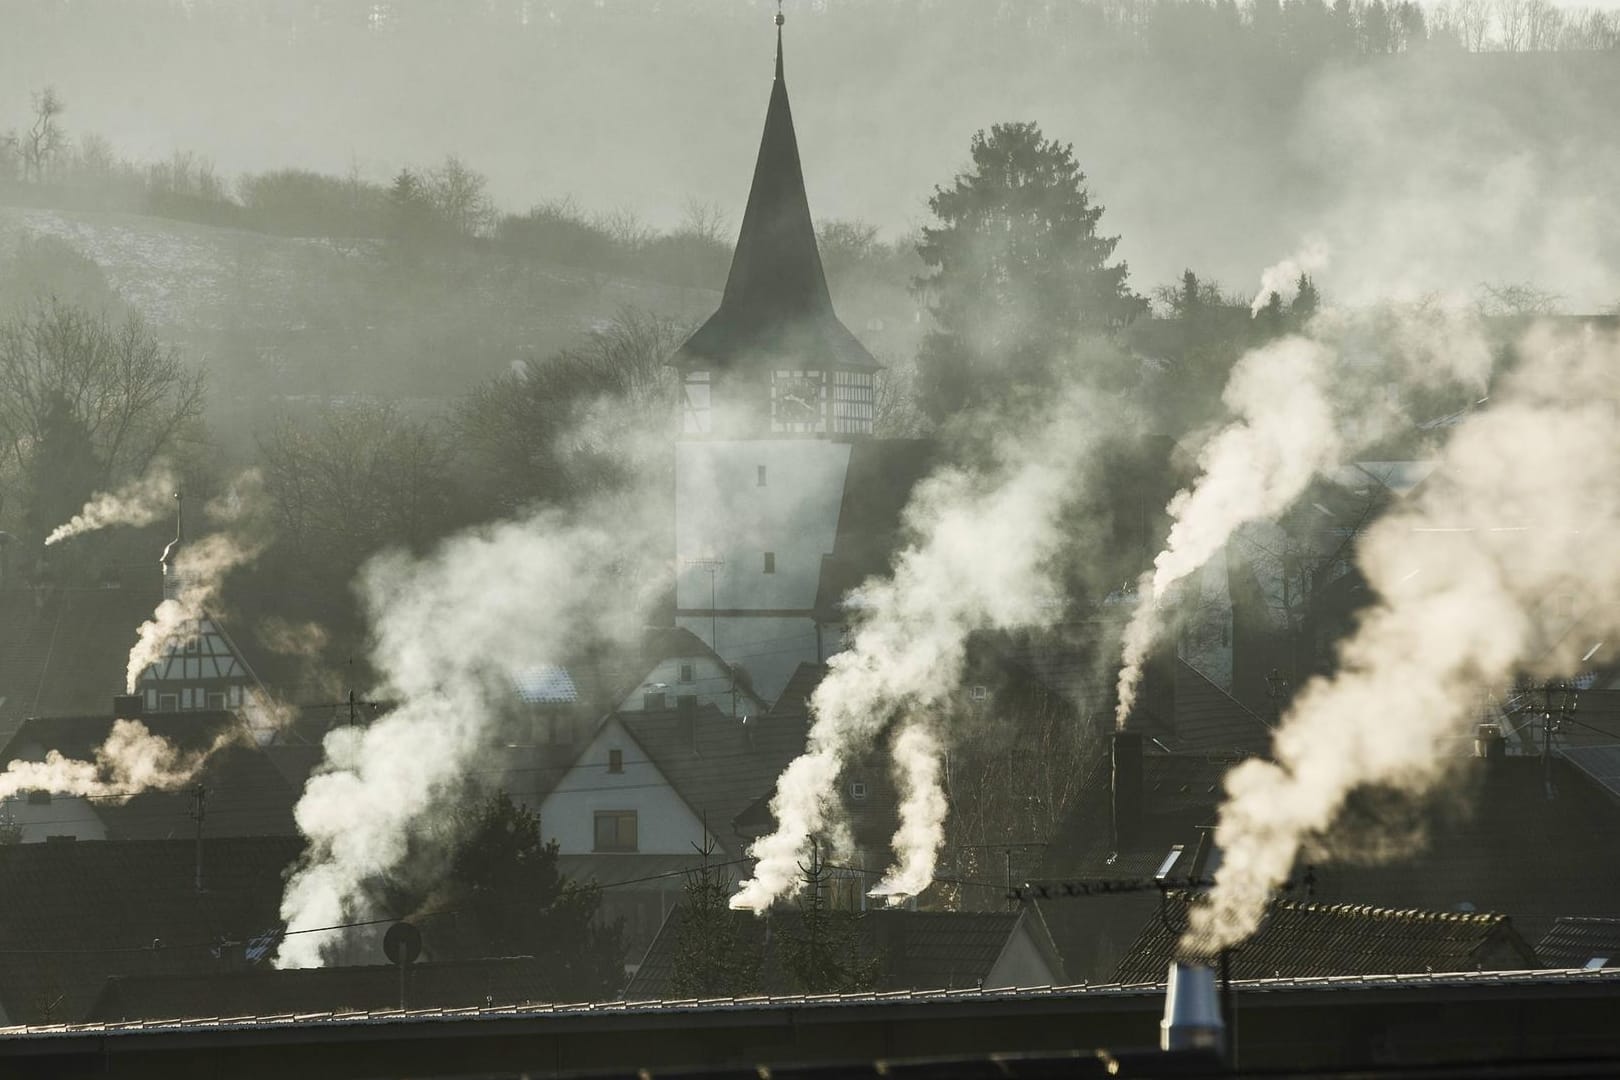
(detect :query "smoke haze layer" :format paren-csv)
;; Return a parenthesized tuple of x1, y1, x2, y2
(274, 496, 661, 968)
(1190, 321, 1620, 952)
(1114, 304, 1496, 727)
(732, 381, 1119, 912)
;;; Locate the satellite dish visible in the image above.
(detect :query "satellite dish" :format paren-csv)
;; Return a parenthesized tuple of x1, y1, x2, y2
(383, 921, 422, 966)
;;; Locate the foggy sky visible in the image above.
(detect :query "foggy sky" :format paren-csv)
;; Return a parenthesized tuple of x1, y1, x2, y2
(4, 1, 1617, 308)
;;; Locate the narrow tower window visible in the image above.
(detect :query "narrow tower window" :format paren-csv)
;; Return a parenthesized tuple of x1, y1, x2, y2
(758, 465, 767, 487)
(763, 552, 776, 574)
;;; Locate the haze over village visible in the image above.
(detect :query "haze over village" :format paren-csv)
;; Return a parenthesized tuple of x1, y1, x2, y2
(1, 2, 1620, 1077)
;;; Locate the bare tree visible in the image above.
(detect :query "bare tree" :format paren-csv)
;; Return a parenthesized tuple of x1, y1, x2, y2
(1522, 0, 1564, 50)
(22, 87, 66, 184)
(1493, 0, 1528, 51)
(426, 155, 496, 239)
(1452, 0, 1492, 49)
(0, 301, 205, 485)
(258, 400, 456, 571)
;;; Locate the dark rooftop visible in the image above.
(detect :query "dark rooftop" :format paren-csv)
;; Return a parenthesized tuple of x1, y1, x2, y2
(0, 835, 302, 1024)
(86, 957, 560, 1024)
(1536, 917, 1620, 971)
(625, 907, 1062, 999)
(0, 712, 300, 840)
(1113, 897, 1540, 984)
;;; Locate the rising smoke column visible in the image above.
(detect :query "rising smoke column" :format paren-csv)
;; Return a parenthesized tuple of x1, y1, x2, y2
(732, 388, 1112, 912)
(274, 500, 659, 968)
(45, 463, 179, 546)
(1113, 304, 1495, 727)
(1191, 323, 1620, 952)
(124, 474, 269, 692)
(0, 719, 245, 802)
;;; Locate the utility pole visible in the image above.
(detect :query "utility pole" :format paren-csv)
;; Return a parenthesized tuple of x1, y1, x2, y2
(189, 783, 207, 893)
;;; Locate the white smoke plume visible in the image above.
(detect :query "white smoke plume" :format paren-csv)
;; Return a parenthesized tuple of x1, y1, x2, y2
(1114, 305, 1495, 727)
(0, 719, 244, 801)
(45, 463, 178, 546)
(1116, 336, 1341, 725)
(274, 498, 660, 968)
(125, 471, 269, 692)
(732, 386, 1113, 912)
(1250, 238, 1330, 315)
(1190, 322, 1620, 953)
(125, 531, 265, 692)
(867, 720, 949, 905)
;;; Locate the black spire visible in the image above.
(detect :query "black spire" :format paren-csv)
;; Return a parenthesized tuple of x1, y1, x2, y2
(675, 15, 876, 373)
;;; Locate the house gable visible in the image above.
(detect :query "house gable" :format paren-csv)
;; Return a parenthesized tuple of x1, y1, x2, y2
(538, 715, 716, 857)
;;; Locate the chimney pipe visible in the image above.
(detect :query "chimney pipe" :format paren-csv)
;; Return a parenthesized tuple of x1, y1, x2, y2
(1161, 960, 1226, 1054)
(1111, 732, 1144, 850)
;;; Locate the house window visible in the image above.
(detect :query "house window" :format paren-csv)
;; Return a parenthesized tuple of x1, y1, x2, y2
(158, 693, 179, 712)
(679, 663, 694, 684)
(757, 465, 767, 487)
(971, 685, 989, 702)
(763, 552, 776, 575)
(608, 749, 623, 774)
(594, 810, 638, 852)
(850, 781, 868, 801)
(207, 692, 227, 710)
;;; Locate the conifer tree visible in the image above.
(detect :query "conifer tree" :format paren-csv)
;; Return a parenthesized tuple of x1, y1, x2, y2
(915, 121, 1146, 420)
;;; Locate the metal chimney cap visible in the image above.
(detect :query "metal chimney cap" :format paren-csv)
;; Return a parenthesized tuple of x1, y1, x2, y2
(1161, 960, 1225, 1053)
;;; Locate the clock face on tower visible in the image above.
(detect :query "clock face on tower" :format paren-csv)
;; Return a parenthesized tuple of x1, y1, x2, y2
(772, 370, 825, 431)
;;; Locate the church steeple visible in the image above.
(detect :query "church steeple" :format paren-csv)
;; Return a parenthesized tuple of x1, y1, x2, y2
(675, 14, 877, 377)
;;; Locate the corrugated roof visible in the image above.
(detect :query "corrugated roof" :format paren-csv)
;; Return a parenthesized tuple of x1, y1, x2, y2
(86, 958, 561, 1023)
(1113, 897, 1539, 984)
(9, 967, 1620, 1037)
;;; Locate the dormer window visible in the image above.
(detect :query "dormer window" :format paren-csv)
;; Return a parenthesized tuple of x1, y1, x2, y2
(850, 781, 868, 801)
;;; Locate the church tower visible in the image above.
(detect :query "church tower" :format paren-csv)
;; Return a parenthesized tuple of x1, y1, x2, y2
(672, 13, 879, 703)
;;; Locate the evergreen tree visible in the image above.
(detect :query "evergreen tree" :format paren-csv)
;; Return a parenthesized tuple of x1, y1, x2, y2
(439, 792, 625, 999)
(1290, 273, 1321, 322)
(915, 121, 1146, 420)
(668, 845, 760, 998)
(23, 391, 102, 547)
(778, 844, 878, 994)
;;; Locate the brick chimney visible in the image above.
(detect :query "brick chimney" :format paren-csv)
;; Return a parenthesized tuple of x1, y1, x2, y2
(1111, 731, 1144, 850)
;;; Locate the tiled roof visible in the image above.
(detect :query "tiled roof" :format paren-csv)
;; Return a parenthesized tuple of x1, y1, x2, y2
(814, 440, 938, 618)
(86, 958, 560, 1023)
(0, 712, 301, 839)
(0, 582, 160, 730)
(555, 853, 712, 889)
(1536, 917, 1620, 970)
(625, 908, 1054, 999)
(617, 704, 809, 843)
(0, 835, 303, 1024)
(1113, 897, 1539, 984)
